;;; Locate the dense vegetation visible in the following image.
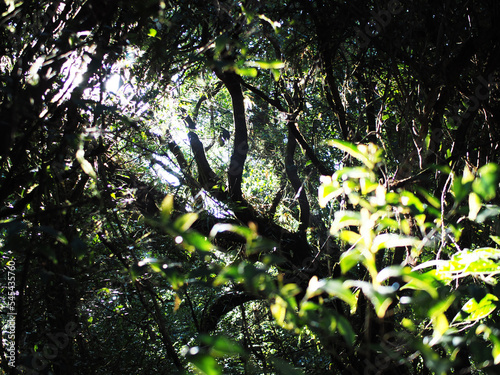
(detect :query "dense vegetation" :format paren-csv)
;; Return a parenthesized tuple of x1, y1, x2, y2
(2, 0, 500, 374)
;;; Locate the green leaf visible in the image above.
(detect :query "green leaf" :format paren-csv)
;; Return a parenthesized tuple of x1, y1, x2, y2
(328, 140, 379, 169)
(318, 176, 342, 207)
(189, 352, 222, 375)
(160, 195, 174, 219)
(148, 28, 157, 38)
(330, 211, 361, 233)
(371, 233, 418, 253)
(338, 230, 362, 244)
(476, 325, 500, 364)
(245, 60, 285, 69)
(303, 277, 357, 308)
(234, 67, 258, 77)
(200, 335, 245, 356)
(333, 166, 372, 180)
(173, 213, 198, 232)
(182, 231, 213, 252)
(336, 315, 356, 346)
(415, 187, 441, 209)
(339, 248, 362, 274)
(431, 248, 500, 281)
(472, 163, 500, 201)
(428, 294, 455, 318)
(399, 270, 440, 298)
(491, 235, 500, 246)
(399, 191, 425, 213)
(344, 280, 393, 318)
(468, 192, 482, 220)
(210, 223, 256, 242)
(454, 293, 498, 322)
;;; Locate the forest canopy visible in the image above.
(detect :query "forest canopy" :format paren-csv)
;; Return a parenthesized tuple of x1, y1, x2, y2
(2, 0, 500, 374)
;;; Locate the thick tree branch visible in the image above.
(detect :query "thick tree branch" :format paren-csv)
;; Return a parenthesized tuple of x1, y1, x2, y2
(214, 71, 249, 203)
(183, 115, 224, 197)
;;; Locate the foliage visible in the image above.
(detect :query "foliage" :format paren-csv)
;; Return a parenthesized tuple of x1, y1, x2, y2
(1, 0, 500, 374)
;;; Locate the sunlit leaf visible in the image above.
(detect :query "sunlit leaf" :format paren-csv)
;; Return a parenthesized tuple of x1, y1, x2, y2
(432, 313, 449, 338)
(318, 176, 342, 207)
(371, 233, 418, 253)
(452, 174, 471, 204)
(271, 296, 294, 330)
(491, 235, 500, 246)
(330, 211, 361, 233)
(245, 60, 285, 69)
(210, 223, 256, 242)
(258, 14, 281, 31)
(468, 192, 482, 220)
(271, 68, 281, 81)
(173, 213, 198, 232)
(329, 140, 375, 169)
(76, 149, 97, 179)
(303, 277, 357, 308)
(429, 295, 455, 318)
(344, 280, 393, 318)
(234, 67, 258, 77)
(399, 191, 425, 213)
(415, 187, 441, 209)
(160, 195, 174, 219)
(333, 166, 372, 180)
(463, 165, 475, 183)
(400, 270, 440, 298)
(338, 230, 362, 244)
(454, 293, 498, 322)
(339, 248, 362, 274)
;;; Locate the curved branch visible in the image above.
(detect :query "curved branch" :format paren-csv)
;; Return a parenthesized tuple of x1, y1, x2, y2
(200, 292, 260, 333)
(214, 71, 249, 203)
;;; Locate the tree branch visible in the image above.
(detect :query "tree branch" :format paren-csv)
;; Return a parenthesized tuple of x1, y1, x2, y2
(214, 71, 249, 203)
(287, 118, 333, 176)
(285, 125, 310, 233)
